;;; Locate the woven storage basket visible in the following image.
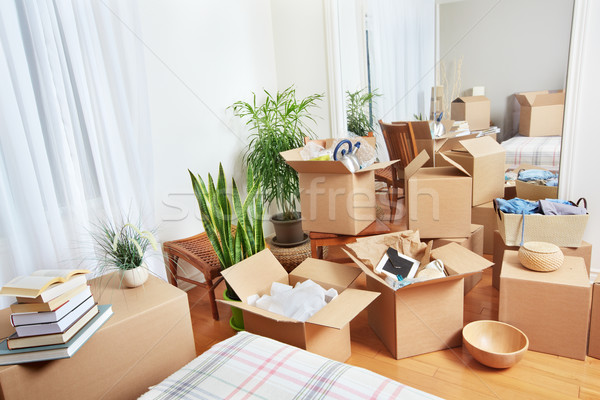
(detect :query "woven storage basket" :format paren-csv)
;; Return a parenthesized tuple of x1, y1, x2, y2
(494, 198, 589, 247)
(518, 241, 564, 272)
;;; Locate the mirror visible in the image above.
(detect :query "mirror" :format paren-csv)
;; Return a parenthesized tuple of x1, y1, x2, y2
(334, 0, 573, 174)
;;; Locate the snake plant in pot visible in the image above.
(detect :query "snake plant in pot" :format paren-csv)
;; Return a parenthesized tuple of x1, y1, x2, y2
(231, 86, 323, 245)
(189, 164, 265, 330)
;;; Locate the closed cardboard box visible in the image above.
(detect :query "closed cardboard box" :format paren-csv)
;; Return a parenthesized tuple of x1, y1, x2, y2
(220, 249, 379, 362)
(0, 274, 196, 400)
(439, 136, 505, 206)
(346, 242, 492, 359)
(405, 151, 472, 239)
(515, 90, 565, 136)
(451, 96, 491, 131)
(472, 201, 497, 255)
(492, 230, 592, 290)
(590, 276, 600, 359)
(499, 252, 591, 360)
(281, 143, 396, 235)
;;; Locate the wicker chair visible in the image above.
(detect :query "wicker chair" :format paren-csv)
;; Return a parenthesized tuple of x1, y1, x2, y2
(162, 232, 225, 320)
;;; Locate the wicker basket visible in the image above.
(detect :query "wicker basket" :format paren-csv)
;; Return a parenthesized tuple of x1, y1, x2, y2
(518, 241, 564, 272)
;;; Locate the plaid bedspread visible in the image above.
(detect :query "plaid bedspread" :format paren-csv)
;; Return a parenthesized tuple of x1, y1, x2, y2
(501, 134, 562, 171)
(139, 332, 440, 400)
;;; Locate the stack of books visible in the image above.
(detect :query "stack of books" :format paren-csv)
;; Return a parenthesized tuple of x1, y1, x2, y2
(450, 120, 471, 137)
(0, 269, 113, 365)
(473, 126, 501, 137)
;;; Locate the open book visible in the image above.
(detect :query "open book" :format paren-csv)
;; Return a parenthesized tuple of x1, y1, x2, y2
(0, 269, 90, 300)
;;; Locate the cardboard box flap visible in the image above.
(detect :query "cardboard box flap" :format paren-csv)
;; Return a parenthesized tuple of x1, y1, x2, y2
(291, 258, 362, 289)
(307, 288, 380, 329)
(220, 249, 289, 302)
(342, 249, 388, 286)
(532, 91, 565, 106)
(430, 242, 493, 275)
(411, 121, 433, 140)
(515, 91, 545, 106)
(456, 135, 504, 157)
(360, 159, 397, 172)
(404, 150, 430, 180)
(452, 96, 489, 104)
(217, 299, 299, 323)
(438, 153, 471, 177)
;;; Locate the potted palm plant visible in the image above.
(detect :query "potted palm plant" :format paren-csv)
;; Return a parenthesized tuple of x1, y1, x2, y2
(91, 219, 158, 288)
(189, 164, 265, 330)
(231, 86, 323, 245)
(346, 88, 381, 137)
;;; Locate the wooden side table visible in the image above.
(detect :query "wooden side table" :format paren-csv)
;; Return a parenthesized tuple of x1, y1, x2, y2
(309, 219, 391, 259)
(0, 273, 196, 400)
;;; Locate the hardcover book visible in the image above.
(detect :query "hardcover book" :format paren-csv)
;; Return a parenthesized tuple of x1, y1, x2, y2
(8, 305, 99, 349)
(0, 304, 113, 365)
(10, 286, 92, 326)
(9, 284, 88, 313)
(14, 296, 95, 337)
(0, 269, 89, 301)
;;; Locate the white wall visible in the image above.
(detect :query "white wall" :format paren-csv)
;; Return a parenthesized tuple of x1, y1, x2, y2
(270, 0, 331, 139)
(139, 0, 278, 241)
(439, 0, 573, 141)
(561, 0, 600, 279)
(140, 0, 332, 243)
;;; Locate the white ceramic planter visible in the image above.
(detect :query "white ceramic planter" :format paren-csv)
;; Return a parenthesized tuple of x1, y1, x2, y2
(122, 265, 149, 288)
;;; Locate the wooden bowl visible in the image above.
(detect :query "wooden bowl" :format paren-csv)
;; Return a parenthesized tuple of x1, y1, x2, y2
(463, 320, 529, 368)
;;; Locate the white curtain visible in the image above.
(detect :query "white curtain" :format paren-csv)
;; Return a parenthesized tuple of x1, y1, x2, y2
(0, 0, 162, 306)
(367, 0, 435, 153)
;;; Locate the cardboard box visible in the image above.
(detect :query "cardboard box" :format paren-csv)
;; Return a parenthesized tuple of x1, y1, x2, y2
(499, 251, 591, 360)
(589, 275, 600, 359)
(438, 136, 505, 206)
(495, 204, 589, 247)
(411, 121, 485, 168)
(0, 274, 196, 400)
(515, 170, 558, 201)
(472, 201, 497, 255)
(281, 141, 396, 235)
(492, 230, 592, 290)
(405, 151, 472, 238)
(219, 249, 379, 362)
(432, 224, 484, 294)
(451, 96, 491, 131)
(346, 242, 493, 359)
(515, 90, 565, 136)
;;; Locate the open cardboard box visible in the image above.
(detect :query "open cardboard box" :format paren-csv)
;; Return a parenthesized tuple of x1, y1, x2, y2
(499, 251, 591, 360)
(513, 164, 558, 200)
(219, 249, 379, 362)
(281, 139, 396, 235)
(411, 120, 489, 168)
(437, 136, 505, 206)
(344, 241, 492, 359)
(404, 150, 472, 238)
(515, 90, 565, 136)
(451, 96, 491, 131)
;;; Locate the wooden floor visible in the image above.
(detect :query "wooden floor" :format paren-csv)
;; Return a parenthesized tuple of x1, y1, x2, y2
(184, 208, 600, 399)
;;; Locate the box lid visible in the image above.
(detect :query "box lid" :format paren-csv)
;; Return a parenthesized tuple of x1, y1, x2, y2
(404, 150, 431, 180)
(281, 148, 396, 174)
(307, 288, 379, 329)
(452, 96, 489, 104)
(515, 90, 565, 107)
(220, 249, 288, 302)
(290, 258, 362, 292)
(446, 135, 505, 158)
(436, 153, 471, 177)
